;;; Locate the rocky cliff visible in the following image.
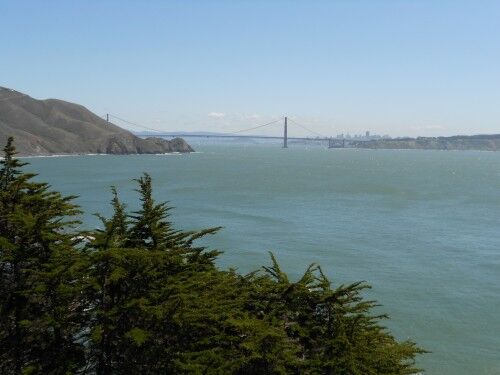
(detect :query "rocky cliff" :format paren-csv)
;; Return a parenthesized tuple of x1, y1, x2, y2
(0, 87, 193, 155)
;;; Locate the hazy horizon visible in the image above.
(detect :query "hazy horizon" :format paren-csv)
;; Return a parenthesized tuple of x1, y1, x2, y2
(2, 0, 499, 138)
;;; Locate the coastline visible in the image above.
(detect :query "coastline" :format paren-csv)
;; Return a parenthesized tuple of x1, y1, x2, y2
(1, 151, 198, 160)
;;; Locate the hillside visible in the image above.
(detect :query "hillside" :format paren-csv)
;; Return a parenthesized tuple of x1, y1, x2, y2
(351, 134, 500, 151)
(0, 87, 193, 155)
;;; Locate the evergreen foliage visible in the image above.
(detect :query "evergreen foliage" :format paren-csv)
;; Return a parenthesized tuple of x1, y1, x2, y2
(0, 137, 86, 374)
(0, 138, 424, 374)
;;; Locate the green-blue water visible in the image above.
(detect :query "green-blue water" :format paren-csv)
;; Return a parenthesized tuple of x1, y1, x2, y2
(26, 144, 500, 374)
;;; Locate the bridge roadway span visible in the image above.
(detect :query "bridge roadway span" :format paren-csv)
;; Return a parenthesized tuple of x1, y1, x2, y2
(108, 114, 368, 146)
(149, 133, 343, 142)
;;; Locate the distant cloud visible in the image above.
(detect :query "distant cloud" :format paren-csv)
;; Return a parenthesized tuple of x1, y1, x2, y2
(208, 112, 225, 119)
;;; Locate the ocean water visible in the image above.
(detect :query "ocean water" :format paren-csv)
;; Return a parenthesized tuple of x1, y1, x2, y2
(25, 144, 500, 374)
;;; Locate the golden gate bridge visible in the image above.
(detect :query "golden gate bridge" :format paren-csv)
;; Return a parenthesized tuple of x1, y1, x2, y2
(106, 114, 352, 148)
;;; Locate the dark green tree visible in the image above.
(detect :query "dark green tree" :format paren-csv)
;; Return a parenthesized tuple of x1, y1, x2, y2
(128, 173, 220, 258)
(245, 253, 425, 374)
(87, 177, 222, 374)
(0, 137, 86, 374)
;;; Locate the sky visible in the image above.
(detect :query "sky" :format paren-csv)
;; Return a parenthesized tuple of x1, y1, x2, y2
(1, 0, 499, 137)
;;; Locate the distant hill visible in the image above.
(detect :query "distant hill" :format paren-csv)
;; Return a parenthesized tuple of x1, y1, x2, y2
(351, 134, 500, 151)
(0, 87, 193, 155)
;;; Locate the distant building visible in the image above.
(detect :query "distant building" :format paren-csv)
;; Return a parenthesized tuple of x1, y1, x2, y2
(335, 131, 390, 141)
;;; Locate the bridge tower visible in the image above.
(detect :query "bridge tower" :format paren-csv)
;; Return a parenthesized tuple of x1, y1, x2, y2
(283, 116, 288, 148)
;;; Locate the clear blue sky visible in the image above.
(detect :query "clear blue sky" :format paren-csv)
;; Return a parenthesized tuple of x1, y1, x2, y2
(1, 0, 499, 137)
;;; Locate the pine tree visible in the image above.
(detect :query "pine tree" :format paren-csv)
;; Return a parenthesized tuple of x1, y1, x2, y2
(246, 253, 425, 374)
(128, 173, 220, 259)
(0, 137, 86, 374)
(87, 180, 221, 374)
(128, 173, 178, 250)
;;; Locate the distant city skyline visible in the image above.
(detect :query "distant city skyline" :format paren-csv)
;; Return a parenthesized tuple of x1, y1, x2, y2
(1, 0, 499, 137)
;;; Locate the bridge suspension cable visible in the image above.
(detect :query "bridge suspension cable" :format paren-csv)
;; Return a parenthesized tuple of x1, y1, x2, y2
(227, 118, 283, 135)
(108, 113, 285, 136)
(287, 118, 326, 138)
(107, 113, 327, 141)
(107, 114, 164, 133)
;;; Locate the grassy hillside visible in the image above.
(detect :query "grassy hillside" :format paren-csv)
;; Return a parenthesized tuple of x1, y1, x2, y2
(0, 87, 193, 155)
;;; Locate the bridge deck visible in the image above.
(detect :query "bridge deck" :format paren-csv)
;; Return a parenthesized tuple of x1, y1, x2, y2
(146, 133, 343, 142)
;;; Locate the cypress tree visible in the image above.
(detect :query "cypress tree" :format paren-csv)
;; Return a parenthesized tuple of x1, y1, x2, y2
(87, 179, 221, 373)
(0, 137, 86, 374)
(127, 173, 189, 251)
(246, 253, 425, 374)
(128, 173, 220, 259)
